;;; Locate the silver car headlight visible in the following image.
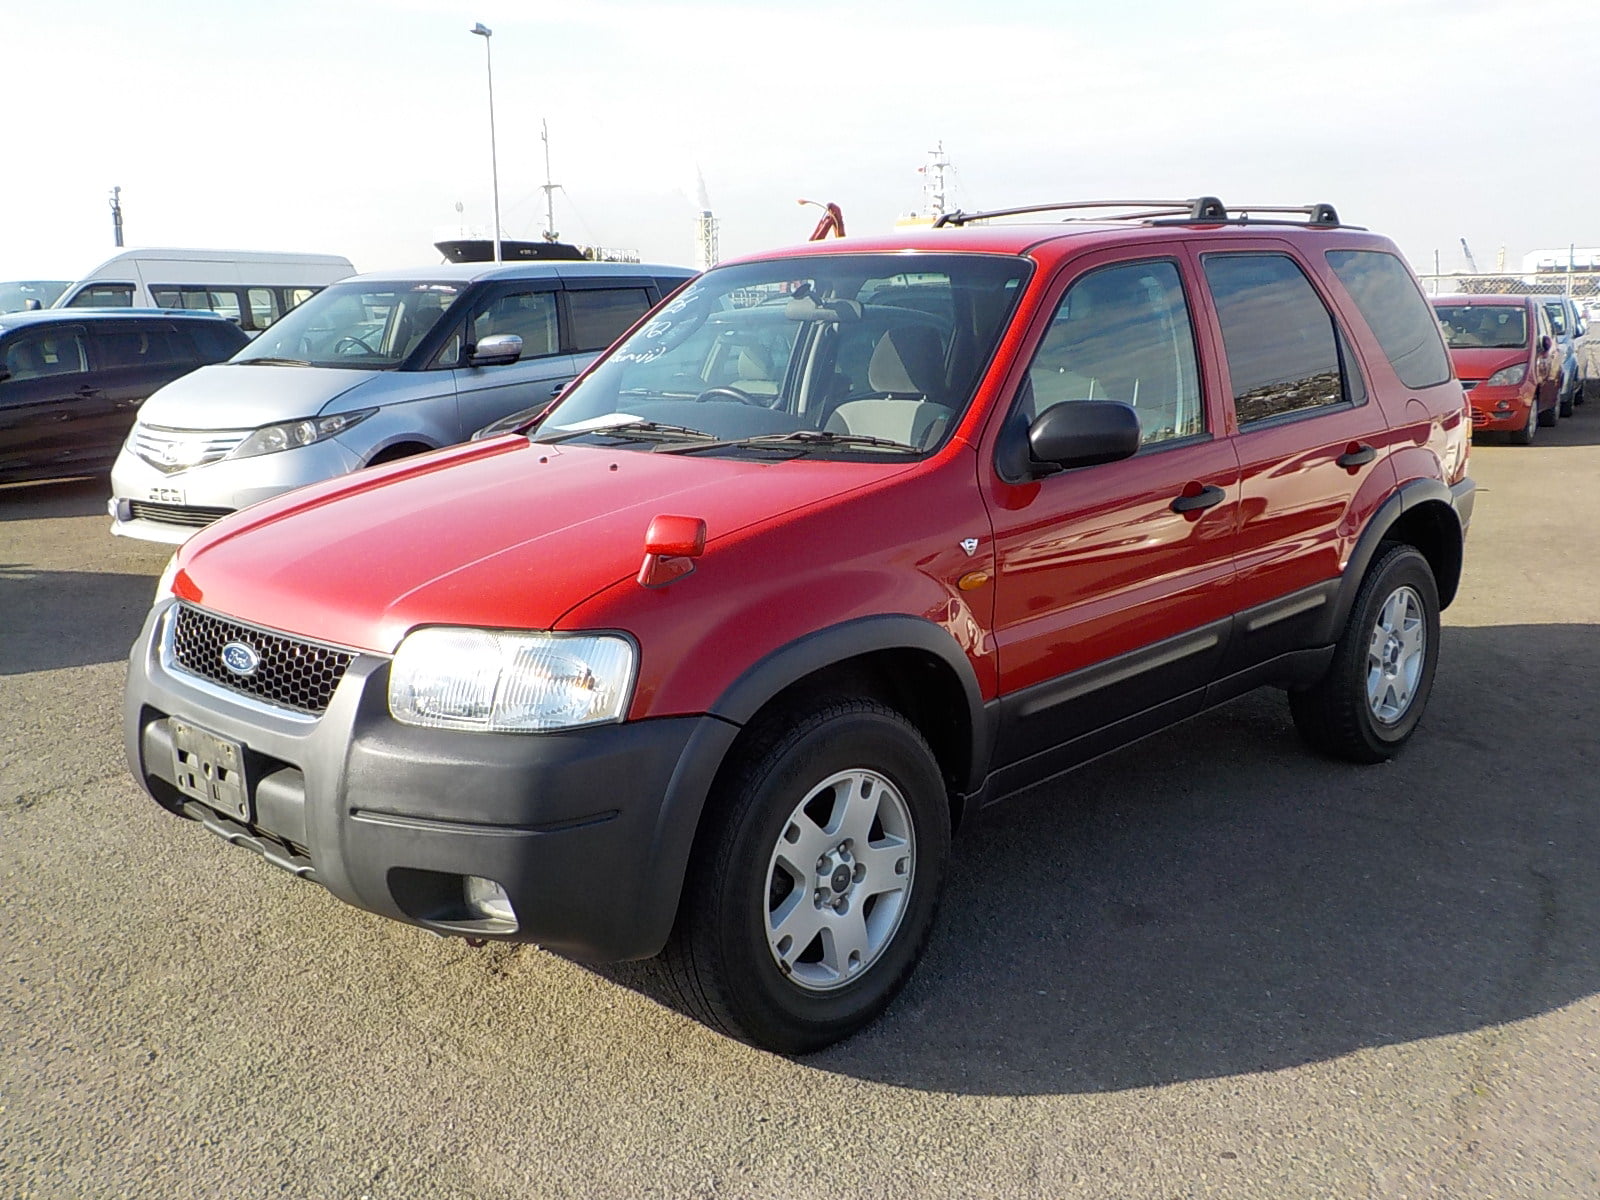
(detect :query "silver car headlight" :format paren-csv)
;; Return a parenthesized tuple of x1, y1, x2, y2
(229, 409, 377, 459)
(388, 628, 636, 732)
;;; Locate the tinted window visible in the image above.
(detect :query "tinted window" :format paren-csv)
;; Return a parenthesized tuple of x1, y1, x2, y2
(567, 288, 652, 352)
(92, 327, 195, 369)
(1203, 254, 1349, 425)
(1026, 259, 1204, 445)
(186, 322, 247, 361)
(66, 284, 134, 308)
(1432, 304, 1527, 349)
(1325, 250, 1452, 389)
(474, 290, 559, 357)
(3, 330, 88, 380)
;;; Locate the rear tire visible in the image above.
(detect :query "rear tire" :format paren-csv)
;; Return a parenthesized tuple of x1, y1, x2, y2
(657, 699, 951, 1054)
(1290, 543, 1440, 764)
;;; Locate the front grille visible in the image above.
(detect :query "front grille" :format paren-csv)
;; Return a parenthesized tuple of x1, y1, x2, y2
(129, 500, 234, 528)
(171, 604, 355, 715)
(130, 424, 249, 475)
(1470, 409, 1489, 426)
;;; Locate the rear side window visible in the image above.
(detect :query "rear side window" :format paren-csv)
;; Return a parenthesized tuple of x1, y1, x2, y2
(1203, 253, 1353, 426)
(248, 288, 281, 329)
(1025, 259, 1205, 445)
(567, 288, 652, 352)
(66, 284, 134, 308)
(1326, 250, 1452, 388)
(92, 327, 196, 369)
(3, 330, 88, 380)
(185, 322, 247, 361)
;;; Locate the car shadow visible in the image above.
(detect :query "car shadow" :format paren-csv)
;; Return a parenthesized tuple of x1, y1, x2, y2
(0, 564, 158, 674)
(0, 475, 110, 520)
(602, 622, 1599, 1094)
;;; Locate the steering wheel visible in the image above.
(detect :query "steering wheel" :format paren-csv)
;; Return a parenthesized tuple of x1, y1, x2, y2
(692, 386, 763, 406)
(334, 335, 377, 355)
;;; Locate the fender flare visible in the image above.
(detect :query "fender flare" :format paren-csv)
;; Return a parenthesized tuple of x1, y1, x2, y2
(708, 613, 993, 796)
(1323, 478, 1465, 641)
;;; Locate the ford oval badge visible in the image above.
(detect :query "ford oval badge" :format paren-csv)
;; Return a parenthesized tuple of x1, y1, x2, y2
(221, 641, 261, 677)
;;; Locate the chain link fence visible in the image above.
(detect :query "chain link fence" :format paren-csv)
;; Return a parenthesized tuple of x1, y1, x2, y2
(1416, 272, 1600, 300)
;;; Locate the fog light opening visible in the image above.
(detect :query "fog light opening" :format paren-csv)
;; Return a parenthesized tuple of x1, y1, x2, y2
(464, 876, 515, 923)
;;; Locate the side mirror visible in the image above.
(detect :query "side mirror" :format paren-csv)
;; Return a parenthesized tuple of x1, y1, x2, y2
(997, 399, 1141, 481)
(469, 333, 523, 367)
(22, 299, 41, 311)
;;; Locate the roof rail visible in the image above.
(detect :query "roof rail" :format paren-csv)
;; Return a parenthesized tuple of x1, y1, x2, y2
(933, 197, 1342, 229)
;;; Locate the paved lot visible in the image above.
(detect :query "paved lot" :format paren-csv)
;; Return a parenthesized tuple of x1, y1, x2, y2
(3, 409, 1598, 1199)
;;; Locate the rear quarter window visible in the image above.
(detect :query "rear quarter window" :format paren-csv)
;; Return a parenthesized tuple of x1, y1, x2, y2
(1325, 250, 1452, 389)
(567, 288, 653, 352)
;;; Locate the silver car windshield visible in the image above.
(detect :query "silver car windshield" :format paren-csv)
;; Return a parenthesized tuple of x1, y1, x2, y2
(538, 253, 1029, 457)
(235, 281, 462, 369)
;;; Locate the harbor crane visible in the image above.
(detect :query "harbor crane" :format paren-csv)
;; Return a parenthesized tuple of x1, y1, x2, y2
(1460, 238, 1480, 273)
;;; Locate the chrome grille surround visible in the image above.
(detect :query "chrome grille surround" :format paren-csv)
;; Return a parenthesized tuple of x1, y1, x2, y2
(130, 424, 250, 475)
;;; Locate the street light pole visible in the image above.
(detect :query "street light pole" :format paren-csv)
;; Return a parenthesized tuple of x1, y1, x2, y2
(470, 22, 501, 264)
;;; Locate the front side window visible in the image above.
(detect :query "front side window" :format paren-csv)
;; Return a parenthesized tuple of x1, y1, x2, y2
(1203, 253, 1351, 426)
(3, 331, 87, 380)
(1542, 301, 1568, 338)
(474, 290, 558, 357)
(235, 281, 462, 369)
(540, 253, 1029, 457)
(1024, 259, 1205, 446)
(66, 283, 134, 308)
(567, 288, 653, 352)
(1325, 250, 1452, 389)
(1432, 304, 1527, 350)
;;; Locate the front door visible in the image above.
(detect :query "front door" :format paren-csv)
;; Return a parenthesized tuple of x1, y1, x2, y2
(0, 324, 97, 479)
(449, 282, 576, 438)
(980, 252, 1240, 778)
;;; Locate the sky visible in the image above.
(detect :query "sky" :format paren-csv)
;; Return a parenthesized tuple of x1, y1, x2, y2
(3, 0, 1598, 283)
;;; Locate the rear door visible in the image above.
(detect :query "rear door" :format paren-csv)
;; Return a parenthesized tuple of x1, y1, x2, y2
(0, 324, 96, 478)
(82, 321, 209, 467)
(1193, 242, 1396, 670)
(448, 279, 575, 438)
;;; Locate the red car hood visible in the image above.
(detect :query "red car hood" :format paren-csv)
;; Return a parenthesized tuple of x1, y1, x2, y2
(173, 436, 910, 652)
(1448, 346, 1528, 381)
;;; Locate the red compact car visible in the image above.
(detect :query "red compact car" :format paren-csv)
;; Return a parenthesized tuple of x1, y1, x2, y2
(125, 197, 1474, 1052)
(1431, 294, 1561, 443)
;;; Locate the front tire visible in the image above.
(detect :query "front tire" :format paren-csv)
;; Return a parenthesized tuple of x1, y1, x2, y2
(1538, 384, 1559, 427)
(1290, 543, 1441, 763)
(1512, 396, 1538, 444)
(658, 700, 950, 1054)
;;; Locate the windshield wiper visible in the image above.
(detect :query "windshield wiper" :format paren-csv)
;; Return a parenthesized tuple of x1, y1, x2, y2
(535, 419, 718, 446)
(238, 357, 312, 367)
(656, 428, 921, 455)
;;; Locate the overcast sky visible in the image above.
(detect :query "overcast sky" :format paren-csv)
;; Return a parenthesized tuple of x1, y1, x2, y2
(4, 0, 1597, 282)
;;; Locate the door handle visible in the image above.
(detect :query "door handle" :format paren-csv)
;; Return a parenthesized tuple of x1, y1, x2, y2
(1337, 442, 1376, 468)
(549, 380, 570, 398)
(1170, 483, 1225, 513)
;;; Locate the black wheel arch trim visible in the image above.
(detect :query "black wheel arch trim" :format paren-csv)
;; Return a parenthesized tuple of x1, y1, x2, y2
(707, 613, 992, 797)
(1324, 476, 1471, 641)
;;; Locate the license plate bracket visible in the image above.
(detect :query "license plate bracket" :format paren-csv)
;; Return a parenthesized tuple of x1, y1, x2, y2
(171, 719, 250, 822)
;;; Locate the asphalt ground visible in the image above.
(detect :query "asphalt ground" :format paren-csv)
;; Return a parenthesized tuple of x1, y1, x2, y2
(2, 405, 1598, 1199)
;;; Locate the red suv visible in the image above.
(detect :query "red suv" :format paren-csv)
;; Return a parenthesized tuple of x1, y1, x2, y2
(125, 198, 1475, 1053)
(1431, 293, 1561, 442)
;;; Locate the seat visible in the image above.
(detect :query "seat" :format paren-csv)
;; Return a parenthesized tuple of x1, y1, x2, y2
(816, 322, 950, 440)
(826, 397, 953, 447)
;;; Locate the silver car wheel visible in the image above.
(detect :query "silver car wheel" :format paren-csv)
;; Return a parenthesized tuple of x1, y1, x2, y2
(764, 768, 915, 992)
(1366, 585, 1427, 724)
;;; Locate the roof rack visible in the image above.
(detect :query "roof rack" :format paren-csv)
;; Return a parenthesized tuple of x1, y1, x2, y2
(933, 197, 1343, 229)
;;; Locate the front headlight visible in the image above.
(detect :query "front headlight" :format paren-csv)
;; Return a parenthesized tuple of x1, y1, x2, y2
(388, 628, 636, 732)
(229, 409, 376, 459)
(1485, 363, 1527, 387)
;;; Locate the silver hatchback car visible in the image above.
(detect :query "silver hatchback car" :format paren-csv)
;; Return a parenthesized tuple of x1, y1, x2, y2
(109, 260, 695, 542)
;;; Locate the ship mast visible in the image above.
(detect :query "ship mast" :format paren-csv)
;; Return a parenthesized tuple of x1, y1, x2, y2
(922, 141, 951, 220)
(540, 120, 561, 243)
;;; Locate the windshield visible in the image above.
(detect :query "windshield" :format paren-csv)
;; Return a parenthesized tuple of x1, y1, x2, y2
(1433, 304, 1527, 350)
(0, 281, 67, 313)
(537, 253, 1029, 457)
(235, 280, 462, 368)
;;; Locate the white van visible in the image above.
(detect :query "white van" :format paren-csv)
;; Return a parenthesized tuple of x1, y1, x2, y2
(54, 248, 355, 335)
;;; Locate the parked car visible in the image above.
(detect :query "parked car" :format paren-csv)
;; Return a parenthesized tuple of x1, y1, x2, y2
(108, 260, 696, 541)
(1431, 294, 1561, 442)
(124, 197, 1474, 1053)
(1539, 294, 1588, 414)
(0, 309, 248, 485)
(0, 280, 69, 314)
(54, 248, 355, 335)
